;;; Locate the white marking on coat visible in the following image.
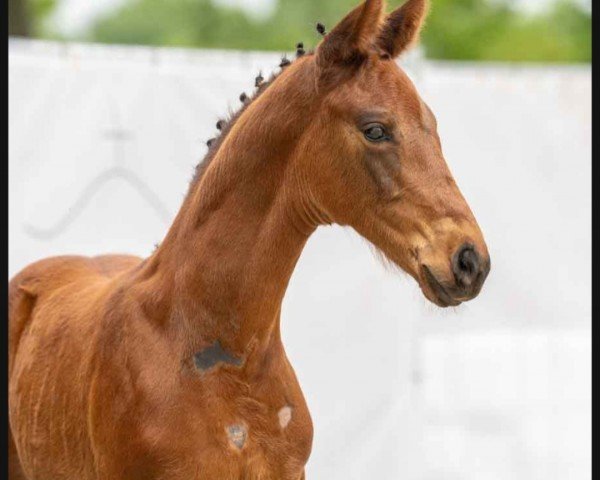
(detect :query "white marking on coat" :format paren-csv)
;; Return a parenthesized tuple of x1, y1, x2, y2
(278, 406, 293, 429)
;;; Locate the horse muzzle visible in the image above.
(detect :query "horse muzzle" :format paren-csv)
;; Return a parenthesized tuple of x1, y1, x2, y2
(420, 243, 491, 307)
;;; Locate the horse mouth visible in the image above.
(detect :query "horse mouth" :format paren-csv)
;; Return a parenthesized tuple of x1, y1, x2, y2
(421, 265, 462, 308)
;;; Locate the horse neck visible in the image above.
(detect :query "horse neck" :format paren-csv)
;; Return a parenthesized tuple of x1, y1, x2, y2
(131, 64, 319, 357)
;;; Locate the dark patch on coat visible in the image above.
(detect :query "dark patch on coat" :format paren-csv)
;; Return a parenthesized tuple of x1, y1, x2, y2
(193, 340, 243, 372)
(227, 424, 247, 449)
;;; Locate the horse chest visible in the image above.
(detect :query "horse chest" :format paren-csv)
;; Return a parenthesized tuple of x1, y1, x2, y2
(115, 350, 313, 479)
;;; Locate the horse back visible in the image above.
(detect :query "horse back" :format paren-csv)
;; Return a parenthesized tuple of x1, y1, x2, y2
(8, 254, 142, 479)
(9, 254, 141, 362)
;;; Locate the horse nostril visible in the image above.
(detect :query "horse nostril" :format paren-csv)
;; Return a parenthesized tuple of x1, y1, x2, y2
(453, 244, 480, 289)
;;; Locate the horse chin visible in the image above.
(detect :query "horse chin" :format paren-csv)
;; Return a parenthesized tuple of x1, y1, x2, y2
(367, 243, 461, 308)
(419, 265, 463, 308)
(421, 287, 463, 308)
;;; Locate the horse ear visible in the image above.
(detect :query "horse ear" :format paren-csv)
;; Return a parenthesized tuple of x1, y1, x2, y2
(377, 0, 428, 58)
(316, 0, 386, 68)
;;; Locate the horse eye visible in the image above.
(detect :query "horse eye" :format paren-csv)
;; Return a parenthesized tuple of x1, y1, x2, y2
(364, 124, 388, 142)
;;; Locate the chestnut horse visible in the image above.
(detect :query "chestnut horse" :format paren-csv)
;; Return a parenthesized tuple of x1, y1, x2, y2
(8, 1, 490, 478)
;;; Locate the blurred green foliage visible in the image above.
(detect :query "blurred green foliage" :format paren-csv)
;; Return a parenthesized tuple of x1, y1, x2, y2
(9, 0, 58, 35)
(423, 0, 591, 62)
(31, 0, 58, 33)
(38, 0, 594, 62)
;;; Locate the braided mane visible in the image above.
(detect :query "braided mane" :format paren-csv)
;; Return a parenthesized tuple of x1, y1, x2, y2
(187, 40, 318, 197)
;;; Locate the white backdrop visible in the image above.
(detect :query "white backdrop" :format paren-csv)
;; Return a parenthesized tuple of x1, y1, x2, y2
(9, 39, 591, 480)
